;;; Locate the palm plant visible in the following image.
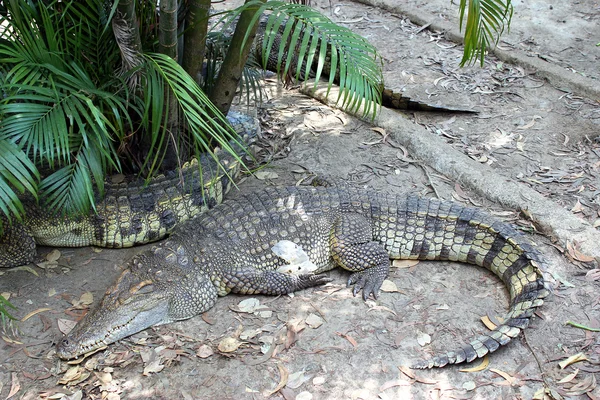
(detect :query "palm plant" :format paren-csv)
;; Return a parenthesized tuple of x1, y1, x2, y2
(0, 0, 385, 224)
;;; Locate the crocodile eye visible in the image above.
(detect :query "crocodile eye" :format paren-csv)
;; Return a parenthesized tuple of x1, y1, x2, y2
(62, 338, 69, 346)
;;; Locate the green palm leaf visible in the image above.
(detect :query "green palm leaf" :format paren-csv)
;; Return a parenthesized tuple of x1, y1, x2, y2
(0, 140, 39, 221)
(141, 53, 248, 178)
(0, 0, 132, 218)
(459, 0, 513, 66)
(226, 0, 383, 117)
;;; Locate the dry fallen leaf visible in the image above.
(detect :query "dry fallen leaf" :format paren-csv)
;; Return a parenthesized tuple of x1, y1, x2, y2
(21, 307, 52, 322)
(571, 200, 585, 213)
(196, 344, 214, 359)
(255, 170, 279, 180)
(371, 127, 387, 136)
(460, 355, 489, 372)
(46, 249, 61, 262)
(57, 319, 78, 335)
(286, 370, 312, 389)
(380, 280, 399, 293)
(490, 368, 516, 385)
(64, 390, 84, 400)
(240, 328, 262, 340)
(585, 269, 600, 282)
(557, 368, 579, 384)
(305, 313, 324, 329)
(140, 348, 165, 375)
(37, 250, 60, 269)
(398, 365, 415, 380)
(237, 298, 260, 313)
(2, 336, 23, 345)
(336, 332, 358, 347)
(480, 315, 498, 330)
(295, 392, 313, 400)
(516, 115, 541, 130)
(379, 379, 413, 392)
(367, 304, 397, 316)
(264, 363, 289, 397)
(558, 352, 588, 369)
(566, 241, 595, 263)
(565, 374, 597, 396)
(218, 337, 243, 353)
(417, 332, 431, 347)
(71, 292, 94, 309)
(57, 366, 91, 386)
(8, 265, 39, 276)
(313, 376, 325, 385)
(7, 372, 20, 399)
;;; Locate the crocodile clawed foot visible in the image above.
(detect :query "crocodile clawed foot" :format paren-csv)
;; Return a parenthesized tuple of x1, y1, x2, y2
(347, 270, 385, 301)
(296, 273, 332, 290)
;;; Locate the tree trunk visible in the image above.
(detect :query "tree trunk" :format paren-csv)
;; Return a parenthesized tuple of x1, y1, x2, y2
(159, 0, 178, 59)
(113, 0, 143, 79)
(159, 0, 183, 169)
(208, 0, 266, 116)
(182, 0, 211, 85)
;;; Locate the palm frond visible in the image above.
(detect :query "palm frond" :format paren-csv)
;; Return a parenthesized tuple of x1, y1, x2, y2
(459, 0, 513, 66)
(0, 0, 131, 217)
(227, 0, 383, 117)
(141, 53, 248, 178)
(39, 144, 100, 213)
(0, 140, 39, 222)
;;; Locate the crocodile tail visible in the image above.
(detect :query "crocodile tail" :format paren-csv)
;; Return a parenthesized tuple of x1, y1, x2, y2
(381, 88, 477, 113)
(399, 197, 550, 368)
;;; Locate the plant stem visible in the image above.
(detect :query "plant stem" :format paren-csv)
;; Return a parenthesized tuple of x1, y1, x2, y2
(208, 0, 266, 116)
(566, 321, 600, 332)
(182, 0, 211, 85)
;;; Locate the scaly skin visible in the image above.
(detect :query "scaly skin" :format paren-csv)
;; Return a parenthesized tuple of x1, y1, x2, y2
(0, 111, 256, 268)
(56, 186, 549, 368)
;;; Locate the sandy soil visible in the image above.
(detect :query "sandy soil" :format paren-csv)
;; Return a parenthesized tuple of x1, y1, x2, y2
(1, 0, 599, 399)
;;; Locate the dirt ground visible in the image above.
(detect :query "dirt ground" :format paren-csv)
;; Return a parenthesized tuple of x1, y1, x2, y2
(1, 0, 599, 399)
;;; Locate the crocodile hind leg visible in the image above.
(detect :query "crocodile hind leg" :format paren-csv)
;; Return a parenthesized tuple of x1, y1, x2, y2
(330, 213, 390, 300)
(0, 223, 36, 268)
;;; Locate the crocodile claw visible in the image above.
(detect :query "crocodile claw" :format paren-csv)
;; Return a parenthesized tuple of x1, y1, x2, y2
(347, 270, 385, 301)
(296, 273, 332, 290)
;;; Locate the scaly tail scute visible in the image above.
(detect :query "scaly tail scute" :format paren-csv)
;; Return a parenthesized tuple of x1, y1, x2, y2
(405, 198, 550, 368)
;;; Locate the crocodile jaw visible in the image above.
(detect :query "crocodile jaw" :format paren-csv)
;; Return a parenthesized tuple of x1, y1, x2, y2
(56, 299, 170, 359)
(56, 268, 172, 360)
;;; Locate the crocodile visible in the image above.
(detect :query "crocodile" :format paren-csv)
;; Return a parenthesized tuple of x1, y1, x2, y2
(56, 185, 549, 368)
(0, 111, 257, 269)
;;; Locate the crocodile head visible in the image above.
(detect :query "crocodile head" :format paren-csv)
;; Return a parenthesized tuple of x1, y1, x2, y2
(56, 255, 172, 359)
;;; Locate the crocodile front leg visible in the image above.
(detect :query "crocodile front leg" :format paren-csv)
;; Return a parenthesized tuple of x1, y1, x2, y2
(218, 267, 332, 296)
(330, 213, 390, 300)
